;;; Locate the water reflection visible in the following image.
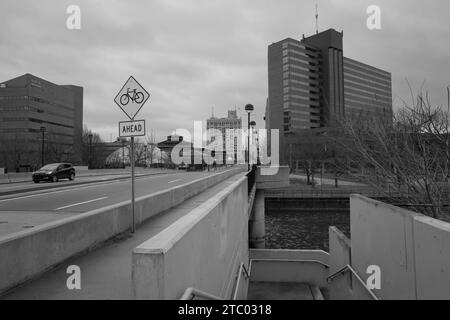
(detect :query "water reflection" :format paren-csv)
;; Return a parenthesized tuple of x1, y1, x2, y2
(265, 210, 350, 252)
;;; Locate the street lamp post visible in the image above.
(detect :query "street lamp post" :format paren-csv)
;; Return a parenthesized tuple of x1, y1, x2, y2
(250, 120, 256, 168)
(245, 104, 254, 171)
(40, 126, 46, 167)
(88, 133, 93, 169)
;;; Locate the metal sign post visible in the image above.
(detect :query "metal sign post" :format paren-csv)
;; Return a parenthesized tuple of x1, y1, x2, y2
(131, 136, 135, 233)
(114, 76, 150, 234)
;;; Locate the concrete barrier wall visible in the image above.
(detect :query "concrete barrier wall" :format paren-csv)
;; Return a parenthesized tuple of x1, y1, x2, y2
(329, 227, 351, 275)
(328, 227, 353, 300)
(0, 167, 244, 295)
(249, 249, 329, 289)
(132, 176, 248, 300)
(413, 216, 450, 300)
(0, 172, 31, 183)
(350, 194, 450, 300)
(256, 166, 290, 189)
(350, 195, 421, 299)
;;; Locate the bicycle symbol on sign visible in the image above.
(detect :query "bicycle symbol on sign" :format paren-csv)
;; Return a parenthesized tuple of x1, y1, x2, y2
(120, 88, 145, 106)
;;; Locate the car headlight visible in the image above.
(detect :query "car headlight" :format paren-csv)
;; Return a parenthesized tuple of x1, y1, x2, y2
(47, 171, 53, 174)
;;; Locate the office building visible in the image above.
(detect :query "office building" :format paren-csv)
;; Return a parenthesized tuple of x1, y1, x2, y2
(0, 74, 83, 172)
(207, 110, 243, 164)
(267, 28, 392, 164)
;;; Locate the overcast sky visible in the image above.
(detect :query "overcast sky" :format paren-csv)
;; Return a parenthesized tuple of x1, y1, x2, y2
(1, 0, 449, 142)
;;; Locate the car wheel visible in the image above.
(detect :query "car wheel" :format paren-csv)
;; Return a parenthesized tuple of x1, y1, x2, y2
(33, 180, 39, 184)
(69, 173, 75, 181)
(52, 176, 58, 183)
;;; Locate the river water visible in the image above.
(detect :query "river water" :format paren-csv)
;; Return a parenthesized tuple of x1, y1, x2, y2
(265, 210, 350, 252)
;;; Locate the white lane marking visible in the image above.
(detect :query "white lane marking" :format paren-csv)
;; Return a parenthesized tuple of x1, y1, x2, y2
(0, 173, 180, 203)
(0, 182, 117, 203)
(55, 197, 108, 211)
(168, 179, 182, 184)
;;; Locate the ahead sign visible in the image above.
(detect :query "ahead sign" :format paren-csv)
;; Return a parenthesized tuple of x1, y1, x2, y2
(119, 120, 146, 137)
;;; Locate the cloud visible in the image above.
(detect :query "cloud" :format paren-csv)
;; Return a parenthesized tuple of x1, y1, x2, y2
(1, 0, 449, 142)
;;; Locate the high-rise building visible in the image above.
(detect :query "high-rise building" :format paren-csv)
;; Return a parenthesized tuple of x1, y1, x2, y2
(206, 110, 242, 163)
(343, 57, 392, 122)
(0, 74, 83, 171)
(267, 28, 392, 164)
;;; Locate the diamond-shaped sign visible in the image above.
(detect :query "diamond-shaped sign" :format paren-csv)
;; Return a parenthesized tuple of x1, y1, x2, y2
(114, 76, 150, 121)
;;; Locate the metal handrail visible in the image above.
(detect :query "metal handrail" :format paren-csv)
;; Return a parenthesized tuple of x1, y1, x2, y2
(232, 263, 250, 300)
(180, 288, 223, 300)
(327, 265, 380, 300)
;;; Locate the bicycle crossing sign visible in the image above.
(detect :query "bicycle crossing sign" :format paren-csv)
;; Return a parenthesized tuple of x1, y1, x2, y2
(114, 76, 150, 120)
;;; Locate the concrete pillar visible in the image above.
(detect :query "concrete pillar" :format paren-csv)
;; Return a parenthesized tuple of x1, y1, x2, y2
(249, 190, 265, 249)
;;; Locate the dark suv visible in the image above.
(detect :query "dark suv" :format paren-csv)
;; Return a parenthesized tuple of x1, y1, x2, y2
(32, 163, 76, 183)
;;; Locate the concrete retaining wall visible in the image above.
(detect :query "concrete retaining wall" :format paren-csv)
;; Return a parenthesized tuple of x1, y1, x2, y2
(132, 176, 249, 300)
(249, 249, 329, 289)
(413, 216, 450, 300)
(328, 227, 354, 300)
(256, 166, 290, 189)
(329, 227, 351, 275)
(350, 194, 450, 300)
(0, 167, 244, 295)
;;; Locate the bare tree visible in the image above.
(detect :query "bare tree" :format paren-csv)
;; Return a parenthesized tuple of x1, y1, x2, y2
(334, 93, 450, 220)
(82, 126, 104, 168)
(145, 130, 158, 166)
(125, 138, 147, 166)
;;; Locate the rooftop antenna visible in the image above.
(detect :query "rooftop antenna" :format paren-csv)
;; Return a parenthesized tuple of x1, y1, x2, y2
(212, 106, 215, 118)
(315, 0, 319, 34)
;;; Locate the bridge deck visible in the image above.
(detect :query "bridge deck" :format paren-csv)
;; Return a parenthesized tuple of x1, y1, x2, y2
(1, 172, 245, 300)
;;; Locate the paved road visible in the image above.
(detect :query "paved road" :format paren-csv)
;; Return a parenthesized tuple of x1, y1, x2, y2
(0, 171, 213, 237)
(0, 169, 173, 195)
